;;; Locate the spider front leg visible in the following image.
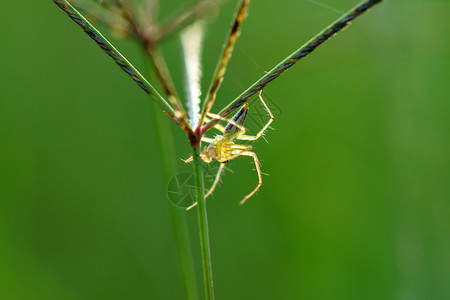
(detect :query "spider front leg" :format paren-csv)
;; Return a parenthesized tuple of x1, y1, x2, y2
(207, 112, 246, 135)
(202, 115, 226, 133)
(238, 91, 274, 141)
(237, 150, 262, 205)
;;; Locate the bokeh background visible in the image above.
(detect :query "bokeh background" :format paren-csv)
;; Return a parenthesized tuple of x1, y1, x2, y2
(1, 0, 449, 299)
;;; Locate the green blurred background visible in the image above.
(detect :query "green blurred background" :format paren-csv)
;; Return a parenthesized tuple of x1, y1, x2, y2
(1, 0, 449, 299)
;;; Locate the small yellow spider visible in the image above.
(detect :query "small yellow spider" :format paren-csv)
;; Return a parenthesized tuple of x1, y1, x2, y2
(185, 91, 274, 210)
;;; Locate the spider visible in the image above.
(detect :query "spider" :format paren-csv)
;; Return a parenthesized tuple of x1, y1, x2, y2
(185, 91, 274, 210)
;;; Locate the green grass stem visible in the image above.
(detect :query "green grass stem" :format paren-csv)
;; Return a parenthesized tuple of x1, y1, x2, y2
(192, 146, 214, 300)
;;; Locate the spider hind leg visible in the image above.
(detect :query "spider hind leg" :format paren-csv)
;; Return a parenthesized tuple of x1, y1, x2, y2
(238, 150, 262, 205)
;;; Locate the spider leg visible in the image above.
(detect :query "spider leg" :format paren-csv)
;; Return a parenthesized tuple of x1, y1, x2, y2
(237, 151, 262, 205)
(207, 112, 246, 135)
(230, 144, 252, 151)
(201, 137, 214, 143)
(186, 163, 225, 210)
(205, 163, 225, 199)
(237, 91, 274, 141)
(203, 115, 226, 133)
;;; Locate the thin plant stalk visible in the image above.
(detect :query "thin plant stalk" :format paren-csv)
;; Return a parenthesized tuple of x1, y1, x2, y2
(146, 46, 180, 98)
(180, 22, 213, 299)
(191, 145, 214, 300)
(203, 0, 383, 132)
(199, 0, 251, 129)
(179, 20, 213, 299)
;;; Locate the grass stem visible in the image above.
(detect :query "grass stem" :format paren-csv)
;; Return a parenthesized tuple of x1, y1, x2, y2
(192, 145, 214, 300)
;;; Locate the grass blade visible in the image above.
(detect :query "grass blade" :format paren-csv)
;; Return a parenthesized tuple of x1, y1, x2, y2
(203, 0, 383, 132)
(53, 0, 174, 115)
(198, 0, 251, 128)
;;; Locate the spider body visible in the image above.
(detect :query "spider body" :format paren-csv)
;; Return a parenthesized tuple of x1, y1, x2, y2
(200, 104, 252, 164)
(200, 136, 236, 164)
(186, 92, 273, 210)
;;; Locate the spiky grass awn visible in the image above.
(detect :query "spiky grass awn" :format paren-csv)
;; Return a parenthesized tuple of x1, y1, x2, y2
(185, 91, 274, 210)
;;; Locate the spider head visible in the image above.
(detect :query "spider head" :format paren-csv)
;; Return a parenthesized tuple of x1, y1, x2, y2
(199, 146, 213, 163)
